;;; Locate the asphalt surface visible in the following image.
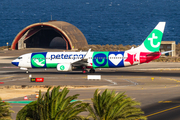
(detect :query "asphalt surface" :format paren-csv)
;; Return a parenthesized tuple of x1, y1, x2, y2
(0, 55, 180, 119)
(142, 97, 180, 120)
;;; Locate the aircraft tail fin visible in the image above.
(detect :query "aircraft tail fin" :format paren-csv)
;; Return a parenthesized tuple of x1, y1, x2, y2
(128, 22, 166, 52)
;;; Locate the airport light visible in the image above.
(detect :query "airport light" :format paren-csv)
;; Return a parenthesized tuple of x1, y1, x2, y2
(29, 74, 32, 79)
(6, 42, 8, 50)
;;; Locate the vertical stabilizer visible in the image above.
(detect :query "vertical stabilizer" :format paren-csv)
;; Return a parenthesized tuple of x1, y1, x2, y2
(128, 22, 166, 52)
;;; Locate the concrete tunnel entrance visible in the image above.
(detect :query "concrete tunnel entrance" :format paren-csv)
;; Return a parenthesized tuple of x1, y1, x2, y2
(11, 21, 88, 50)
(23, 27, 70, 49)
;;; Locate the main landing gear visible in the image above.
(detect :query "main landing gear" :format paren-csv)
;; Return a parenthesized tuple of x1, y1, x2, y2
(89, 68, 95, 73)
(82, 65, 95, 74)
(82, 66, 88, 74)
(82, 70, 88, 74)
(82, 68, 95, 74)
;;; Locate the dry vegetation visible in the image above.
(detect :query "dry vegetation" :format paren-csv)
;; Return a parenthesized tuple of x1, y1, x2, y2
(0, 45, 11, 50)
(79, 43, 180, 62)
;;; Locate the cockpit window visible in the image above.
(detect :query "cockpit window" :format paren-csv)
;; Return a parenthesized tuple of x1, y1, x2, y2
(17, 57, 22, 59)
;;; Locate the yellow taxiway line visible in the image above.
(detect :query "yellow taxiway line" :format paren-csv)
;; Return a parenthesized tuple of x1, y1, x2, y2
(159, 101, 180, 103)
(146, 105, 180, 117)
(0, 76, 14, 80)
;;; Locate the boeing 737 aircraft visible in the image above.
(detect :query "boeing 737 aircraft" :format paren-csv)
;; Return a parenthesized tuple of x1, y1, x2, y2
(12, 22, 167, 73)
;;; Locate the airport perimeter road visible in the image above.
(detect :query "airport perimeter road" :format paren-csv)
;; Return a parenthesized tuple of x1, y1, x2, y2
(0, 62, 180, 119)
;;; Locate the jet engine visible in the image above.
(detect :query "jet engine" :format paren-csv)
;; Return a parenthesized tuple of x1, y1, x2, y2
(57, 63, 72, 71)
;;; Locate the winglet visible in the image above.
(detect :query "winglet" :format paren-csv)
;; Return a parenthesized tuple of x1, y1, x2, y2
(83, 48, 91, 59)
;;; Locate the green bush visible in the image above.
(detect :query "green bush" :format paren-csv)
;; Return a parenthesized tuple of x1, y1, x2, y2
(16, 86, 89, 120)
(87, 89, 147, 120)
(0, 98, 13, 120)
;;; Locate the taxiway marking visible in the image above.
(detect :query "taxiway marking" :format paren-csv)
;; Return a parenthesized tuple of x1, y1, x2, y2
(104, 79, 117, 85)
(146, 105, 180, 117)
(159, 101, 180, 103)
(0, 76, 14, 80)
(2, 67, 19, 68)
(0, 77, 26, 82)
(136, 68, 180, 70)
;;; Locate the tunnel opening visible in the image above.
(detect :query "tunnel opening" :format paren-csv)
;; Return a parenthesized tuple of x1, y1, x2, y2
(24, 26, 70, 49)
(11, 21, 88, 50)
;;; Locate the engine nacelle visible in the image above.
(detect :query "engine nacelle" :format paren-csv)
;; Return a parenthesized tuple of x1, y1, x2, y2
(57, 63, 72, 71)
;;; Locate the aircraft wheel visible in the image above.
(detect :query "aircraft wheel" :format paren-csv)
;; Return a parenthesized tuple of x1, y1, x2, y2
(83, 70, 88, 74)
(89, 69, 95, 73)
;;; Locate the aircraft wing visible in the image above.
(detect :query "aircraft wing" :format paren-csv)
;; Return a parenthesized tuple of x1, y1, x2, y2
(71, 49, 91, 66)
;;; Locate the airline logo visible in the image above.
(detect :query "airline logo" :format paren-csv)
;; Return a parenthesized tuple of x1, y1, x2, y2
(31, 52, 47, 68)
(50, 54, 85, 60)
(60, 65, 65, 70)
(144, 29, 163, 52)
(92, 52, 124, 68)
(148, 33, 160, 48)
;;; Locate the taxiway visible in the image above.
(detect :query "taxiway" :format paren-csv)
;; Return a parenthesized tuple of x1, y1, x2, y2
(0, 57, 180, 119)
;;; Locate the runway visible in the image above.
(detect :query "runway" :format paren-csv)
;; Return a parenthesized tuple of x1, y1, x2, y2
(0, 62, 180, 119)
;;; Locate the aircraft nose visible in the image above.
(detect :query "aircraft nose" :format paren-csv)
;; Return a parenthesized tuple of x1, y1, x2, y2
(11, 60, 19, 66)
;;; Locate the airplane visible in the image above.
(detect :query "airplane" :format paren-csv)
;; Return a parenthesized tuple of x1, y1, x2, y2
(12, 22, 168, 74)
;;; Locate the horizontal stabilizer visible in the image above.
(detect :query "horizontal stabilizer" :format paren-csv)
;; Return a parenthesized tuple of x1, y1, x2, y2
(146, 52, 161, 57)
(161, 50, 173, 55)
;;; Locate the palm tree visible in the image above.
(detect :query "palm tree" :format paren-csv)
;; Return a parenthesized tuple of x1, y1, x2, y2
(87, 89, 147, 120)
(0, 98, 13, 120)
(16, 86, 89, 120)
